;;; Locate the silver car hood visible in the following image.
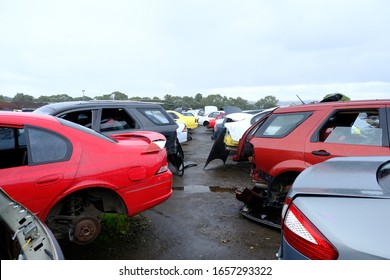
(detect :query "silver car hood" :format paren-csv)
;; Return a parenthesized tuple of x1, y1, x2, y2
(292, 156, 390, 198)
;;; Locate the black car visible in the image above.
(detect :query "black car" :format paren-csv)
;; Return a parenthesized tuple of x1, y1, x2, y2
(34, 100, 185, 174)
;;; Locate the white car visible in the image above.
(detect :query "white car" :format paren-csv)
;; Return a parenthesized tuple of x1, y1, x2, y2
(176, 121, 188, 144)
(224, 109, 275, 149)
(197, 111, 224, 126)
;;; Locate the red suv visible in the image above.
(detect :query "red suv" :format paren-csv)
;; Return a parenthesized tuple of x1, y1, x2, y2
(231, 99, 390, 228)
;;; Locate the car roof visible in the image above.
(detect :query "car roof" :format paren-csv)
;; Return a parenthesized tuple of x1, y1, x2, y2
(221, 106, 242, 114)
(34, 100, 165, 113)
(274, 99, 390, 114)
(224, 112, 252, 120)
(0, 111, 58, 122)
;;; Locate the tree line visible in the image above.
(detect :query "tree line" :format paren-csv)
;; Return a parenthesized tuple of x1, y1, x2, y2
(0, 91, 280, 111)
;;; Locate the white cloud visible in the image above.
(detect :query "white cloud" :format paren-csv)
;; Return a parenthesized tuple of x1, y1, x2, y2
(1, 0, 389, 101)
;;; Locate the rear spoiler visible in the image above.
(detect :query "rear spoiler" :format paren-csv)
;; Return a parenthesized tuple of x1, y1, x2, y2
(109, 131, 166, 153)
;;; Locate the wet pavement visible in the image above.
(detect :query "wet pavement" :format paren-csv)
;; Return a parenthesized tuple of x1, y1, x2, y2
(60, 126, 281, 260)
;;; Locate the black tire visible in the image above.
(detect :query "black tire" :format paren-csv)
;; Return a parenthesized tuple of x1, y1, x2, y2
(168, 138, 185, 176)
(175, 141, 185, 176)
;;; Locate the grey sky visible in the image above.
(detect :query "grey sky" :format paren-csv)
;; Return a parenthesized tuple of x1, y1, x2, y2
(1, 0, 389, 102)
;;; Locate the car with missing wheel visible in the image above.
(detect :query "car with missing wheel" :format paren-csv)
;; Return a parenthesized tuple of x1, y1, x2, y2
(0, 111, 172, 245)
(208, 99, 390, 228)
(278, 156, 390, 260)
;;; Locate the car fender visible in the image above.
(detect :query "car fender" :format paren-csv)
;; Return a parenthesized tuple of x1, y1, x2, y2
(268, 159, 307, 180)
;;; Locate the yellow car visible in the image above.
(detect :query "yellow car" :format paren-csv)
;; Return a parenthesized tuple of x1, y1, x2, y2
(167, 110, 198, 130)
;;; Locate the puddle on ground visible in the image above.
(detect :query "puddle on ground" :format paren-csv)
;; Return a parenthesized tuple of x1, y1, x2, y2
(173, 185, 236, 193)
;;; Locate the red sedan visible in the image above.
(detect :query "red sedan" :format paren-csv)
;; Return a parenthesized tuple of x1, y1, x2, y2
(206, 112, 225, 130)
(0, 112, 172, 244)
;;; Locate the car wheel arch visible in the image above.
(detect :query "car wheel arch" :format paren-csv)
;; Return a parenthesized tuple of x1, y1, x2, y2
(269, 160, 307, 178)
(269, 171, 301, 203)
(47, 187, 128, 218)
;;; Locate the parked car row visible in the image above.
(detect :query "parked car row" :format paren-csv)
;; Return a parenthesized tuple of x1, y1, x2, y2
(166, 110, 199, 130)
(4, 98, 390, 260)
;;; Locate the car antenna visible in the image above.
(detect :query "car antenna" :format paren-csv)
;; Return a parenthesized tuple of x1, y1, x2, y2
(296, 95, 305, 104)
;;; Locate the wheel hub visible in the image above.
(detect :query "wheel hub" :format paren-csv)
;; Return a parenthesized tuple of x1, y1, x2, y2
(70, 215, 101, 245)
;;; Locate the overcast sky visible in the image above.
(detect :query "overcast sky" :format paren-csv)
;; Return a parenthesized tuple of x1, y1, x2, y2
(1, 0, 389, 102)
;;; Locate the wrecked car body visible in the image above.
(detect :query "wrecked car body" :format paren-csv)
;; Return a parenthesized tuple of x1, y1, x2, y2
(205, 99, 390, 229)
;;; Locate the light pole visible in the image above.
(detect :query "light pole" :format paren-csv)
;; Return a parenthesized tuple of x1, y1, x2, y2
(82, 90, 85, 101)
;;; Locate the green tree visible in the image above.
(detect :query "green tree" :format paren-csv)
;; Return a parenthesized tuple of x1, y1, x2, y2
(255, 95, 279, 109)
(94, 91, 127, 100)
(109, 91, 128, 100)
(0, 95, 11, 102)
(36, 95, 52, 103)
(195, 93, 202, 102)
(152, 96, 163, 102)
(227, 97, 253, 109)
(13, 93, 34, 103)
(46, 94, 73, 102)
(163, 94, 184, 110)
(203, 94, 228, 109)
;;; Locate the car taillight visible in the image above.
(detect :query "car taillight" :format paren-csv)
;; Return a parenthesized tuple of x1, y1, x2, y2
(281, 197, 291, 224)
(156, 163, 169, 174)
(156, 154, 169, 174)
(282, 201, 338, 260)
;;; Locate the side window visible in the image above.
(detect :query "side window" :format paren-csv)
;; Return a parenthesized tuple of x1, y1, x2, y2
(168, 112, 178, 120)
(59, 110, 92, 128)
(0, 127, 16, 150)
(0, 127, 27, 169)
(26, 126, 72, 164)
(251, 111, 273, 125)
(140, 109, 172, 125)
(100, 108, 135, 132)
(319, 109, 382, 146)
(255, 112, 311, 138)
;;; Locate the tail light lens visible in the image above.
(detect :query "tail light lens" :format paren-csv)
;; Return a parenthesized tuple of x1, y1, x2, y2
(156, 163, 169, 174)
(282, 200, 338, 260)
(156, 153, 169, 174)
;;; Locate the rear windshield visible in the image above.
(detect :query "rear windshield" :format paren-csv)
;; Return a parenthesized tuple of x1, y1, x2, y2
(138, 108, 172, 125)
